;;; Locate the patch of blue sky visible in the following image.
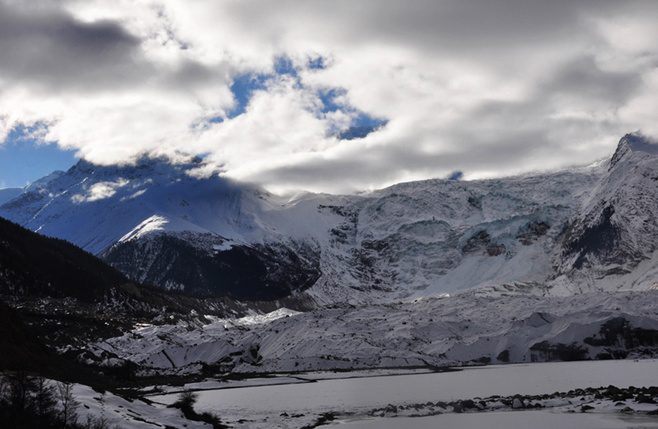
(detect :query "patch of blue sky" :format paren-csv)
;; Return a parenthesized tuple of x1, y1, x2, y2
(317, 88, 347, 114)
(217, 55, 387, 132)
(0, 125, 78, 188)
(351, 111, 388, 128)
(224, 72, 271, 120)
(307, 56, 326, 70)
(313, 92, 389, 142)
(448, 171, 464, 181)
(273, 55, 298, 76)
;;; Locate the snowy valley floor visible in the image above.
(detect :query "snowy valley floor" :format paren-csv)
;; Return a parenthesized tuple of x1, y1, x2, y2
(142, 360, 658, 429)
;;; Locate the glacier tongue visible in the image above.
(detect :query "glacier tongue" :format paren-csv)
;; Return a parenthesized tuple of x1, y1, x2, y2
(91, 289, 658, 375)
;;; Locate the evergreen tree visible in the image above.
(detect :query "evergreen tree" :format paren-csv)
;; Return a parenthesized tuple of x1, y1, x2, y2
(34, 376, 57, 428)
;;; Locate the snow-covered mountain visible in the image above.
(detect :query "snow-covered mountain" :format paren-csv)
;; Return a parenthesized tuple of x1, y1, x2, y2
(553, 134, 658, 294)
(0, 170, 64, 205)
(2, 134, 658, 304)
(310, 166, 599, 303)
(0, 158, 324, 300)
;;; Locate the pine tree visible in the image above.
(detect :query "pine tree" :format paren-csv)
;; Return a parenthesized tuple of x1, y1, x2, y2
(34, 376, 57, 428)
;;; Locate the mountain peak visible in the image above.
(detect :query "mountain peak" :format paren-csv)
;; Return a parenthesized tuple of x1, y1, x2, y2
(610, 133, 658, 169)
(68, 154, 206, 179)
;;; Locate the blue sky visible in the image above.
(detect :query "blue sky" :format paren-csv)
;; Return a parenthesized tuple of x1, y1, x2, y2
(0, 132, 78, 189)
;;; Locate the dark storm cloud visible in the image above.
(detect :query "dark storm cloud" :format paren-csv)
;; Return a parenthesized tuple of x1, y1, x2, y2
(542, 57, 642, 103)
(342, 0, 580, 51)
(0, 3, 146, 90)
(244, 128, 558, 193)
(225, 0, 614, 58)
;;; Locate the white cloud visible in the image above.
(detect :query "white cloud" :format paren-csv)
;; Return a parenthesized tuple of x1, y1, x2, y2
(1, 0, 658, 193)
(71, 178, 128, 203)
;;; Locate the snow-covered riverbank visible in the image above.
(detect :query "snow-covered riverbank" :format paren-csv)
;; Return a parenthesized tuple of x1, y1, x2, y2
(334, 409, 658, 429)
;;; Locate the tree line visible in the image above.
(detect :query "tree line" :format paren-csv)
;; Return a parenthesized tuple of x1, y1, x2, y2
(0, 372, 117, 429)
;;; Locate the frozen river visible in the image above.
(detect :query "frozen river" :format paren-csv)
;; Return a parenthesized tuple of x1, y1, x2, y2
(151, 360, 658, 428)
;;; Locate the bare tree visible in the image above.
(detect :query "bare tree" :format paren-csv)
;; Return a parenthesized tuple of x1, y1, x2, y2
(57, 381, 79, 427)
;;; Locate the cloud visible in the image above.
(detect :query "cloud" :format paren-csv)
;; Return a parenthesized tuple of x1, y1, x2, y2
(71, 178, 129, 203)
(0, 2, 146, 91)
(1, 0, 658, 193)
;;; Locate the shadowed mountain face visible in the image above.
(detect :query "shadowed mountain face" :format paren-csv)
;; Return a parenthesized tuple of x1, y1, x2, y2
(103, 235, 320, 300)
(0, 216, 128, 299)
(0, 300, 53, 372)
(2, 134, 658, 303)
(0, 218, 125, 376)
(552, 134, 658, 293)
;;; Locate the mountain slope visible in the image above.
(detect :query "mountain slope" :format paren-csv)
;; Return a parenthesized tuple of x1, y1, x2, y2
(0, 215, 156, 378)
(0, 215, 128, 299)
(553, 134, 658, 294)
(0, 212, 311, 380)
(2, 134, 658, 304)
(0, 300, 56, 372)
(310, 167, 600, 303)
